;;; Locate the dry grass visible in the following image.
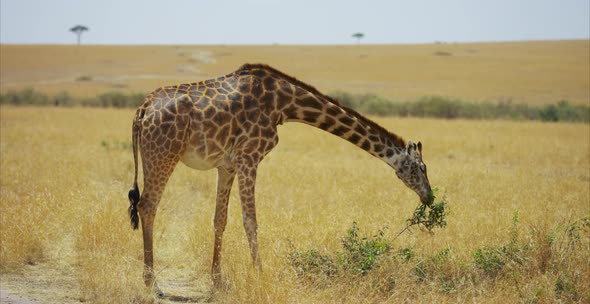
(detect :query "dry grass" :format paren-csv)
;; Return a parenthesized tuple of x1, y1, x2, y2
(1, 106, 588, 303)
(1, 40, 589, 104)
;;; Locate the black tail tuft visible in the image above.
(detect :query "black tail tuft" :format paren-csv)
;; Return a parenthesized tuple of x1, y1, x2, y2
(128, 183, 140, 230)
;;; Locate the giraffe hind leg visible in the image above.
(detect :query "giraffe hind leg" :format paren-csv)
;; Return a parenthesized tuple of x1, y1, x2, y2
(137, 154, 180, 297)
(136, 96, 192, 296)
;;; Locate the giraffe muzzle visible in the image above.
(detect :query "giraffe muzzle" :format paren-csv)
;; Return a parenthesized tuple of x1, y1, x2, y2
(421, 188, 434, 206)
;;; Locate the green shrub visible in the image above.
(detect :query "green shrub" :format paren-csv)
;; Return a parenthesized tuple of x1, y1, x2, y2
(80, 92, 145, 108)
(288, 248, 337, 280)
(330, 91, 357, 108)
(473, 211, 528, 277)
(53, 91, 74, 106)
(358, 94, 399, 116)
(0, 88, 145, 108)
(328, 91, 589, 122)
(407, 199, 448, 233)
(1, 88, 588, 122)
(105, 92, 145, 108)
(410, 96, 464, 119)
(338, 222, 390, 274)
(288, 223, 391, 279)
(398, 247, 415, 262)
(0, 88, 49, 105)
(286, 215, 589, 302)
(76, 75, 93, 82)
(540, 104, 560, 121)
(539, 100, 590, 122)
(472, 246, 507, 276)
(433, 51, 453, 56)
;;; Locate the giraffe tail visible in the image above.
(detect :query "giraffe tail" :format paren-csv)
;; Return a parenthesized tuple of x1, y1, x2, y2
(128, 110, 142, 230)
(128, 184, 140, 230)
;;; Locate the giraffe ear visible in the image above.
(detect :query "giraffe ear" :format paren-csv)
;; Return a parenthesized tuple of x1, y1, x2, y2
(417, 142, 422, 153)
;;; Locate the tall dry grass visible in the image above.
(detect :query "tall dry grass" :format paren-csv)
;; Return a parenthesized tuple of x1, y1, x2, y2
(1, 106, 589, 303)
(0, 107, 152, 302)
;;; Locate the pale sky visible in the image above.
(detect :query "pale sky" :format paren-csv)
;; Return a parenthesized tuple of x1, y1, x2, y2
(1, 0, 589, 45)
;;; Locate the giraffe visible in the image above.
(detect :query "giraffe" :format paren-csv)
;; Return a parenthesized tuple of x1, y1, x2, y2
(128, 63, 432, 294)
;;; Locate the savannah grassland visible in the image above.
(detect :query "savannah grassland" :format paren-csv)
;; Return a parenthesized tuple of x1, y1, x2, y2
(1, 41, 590, 303)
(1, 40, 589, 105)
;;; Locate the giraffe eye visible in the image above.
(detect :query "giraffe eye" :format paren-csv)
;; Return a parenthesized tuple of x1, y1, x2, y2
(419, 164, 426, 174)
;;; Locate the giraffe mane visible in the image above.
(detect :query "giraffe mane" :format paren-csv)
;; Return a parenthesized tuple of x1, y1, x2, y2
(237, 63, 406, 148)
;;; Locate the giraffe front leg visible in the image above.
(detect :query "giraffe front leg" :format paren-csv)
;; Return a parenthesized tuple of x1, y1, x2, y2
(237, 162, 262, 271)
(211, 166, 236, 288)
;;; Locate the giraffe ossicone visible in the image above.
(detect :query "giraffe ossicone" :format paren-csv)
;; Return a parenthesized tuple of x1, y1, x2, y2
(127, 63, 432, 293)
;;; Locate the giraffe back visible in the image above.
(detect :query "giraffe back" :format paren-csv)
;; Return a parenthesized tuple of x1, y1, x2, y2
(137, 70, 282, 171)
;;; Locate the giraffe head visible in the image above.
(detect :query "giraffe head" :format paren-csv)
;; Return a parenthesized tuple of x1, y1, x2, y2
(394, 141, 433, 206)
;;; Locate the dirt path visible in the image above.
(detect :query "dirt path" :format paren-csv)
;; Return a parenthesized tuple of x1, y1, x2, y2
(0, 237, 210, 304)
(0, 288, 43, 304)
(1, 267, 209, 304)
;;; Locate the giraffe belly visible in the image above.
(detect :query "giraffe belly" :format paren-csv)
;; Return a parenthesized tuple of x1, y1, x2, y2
(180, 150, 218, 170)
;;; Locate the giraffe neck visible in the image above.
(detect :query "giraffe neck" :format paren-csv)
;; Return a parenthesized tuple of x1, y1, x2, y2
(234, 64, 407, 169)
(278, 84, 407, 167)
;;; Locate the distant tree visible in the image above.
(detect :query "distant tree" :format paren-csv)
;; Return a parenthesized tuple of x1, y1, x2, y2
(352, 32, 365, 44)
(70, 25, 89, 45)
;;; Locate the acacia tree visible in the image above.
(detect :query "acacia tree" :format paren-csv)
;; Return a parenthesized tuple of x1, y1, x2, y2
(70, 25, 89, 45)
(352, 32, 364, 44)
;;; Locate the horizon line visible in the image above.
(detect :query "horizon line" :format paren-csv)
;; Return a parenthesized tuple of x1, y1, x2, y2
(1, 38, 589, 47)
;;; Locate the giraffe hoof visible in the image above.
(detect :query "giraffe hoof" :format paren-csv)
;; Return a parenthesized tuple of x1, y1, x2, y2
(212, 277, 222, 290)
(153, 282, 165, 298)
(212, 275, 230, 291)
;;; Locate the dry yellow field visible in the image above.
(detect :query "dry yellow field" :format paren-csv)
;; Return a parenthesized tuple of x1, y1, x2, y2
(1, 40, 589, 104)
(1, 40, 589, 303)
(1, 106, 588, 303)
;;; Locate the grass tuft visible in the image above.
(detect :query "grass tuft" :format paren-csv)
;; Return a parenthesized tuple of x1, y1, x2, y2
(75, 202, 151, 303)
